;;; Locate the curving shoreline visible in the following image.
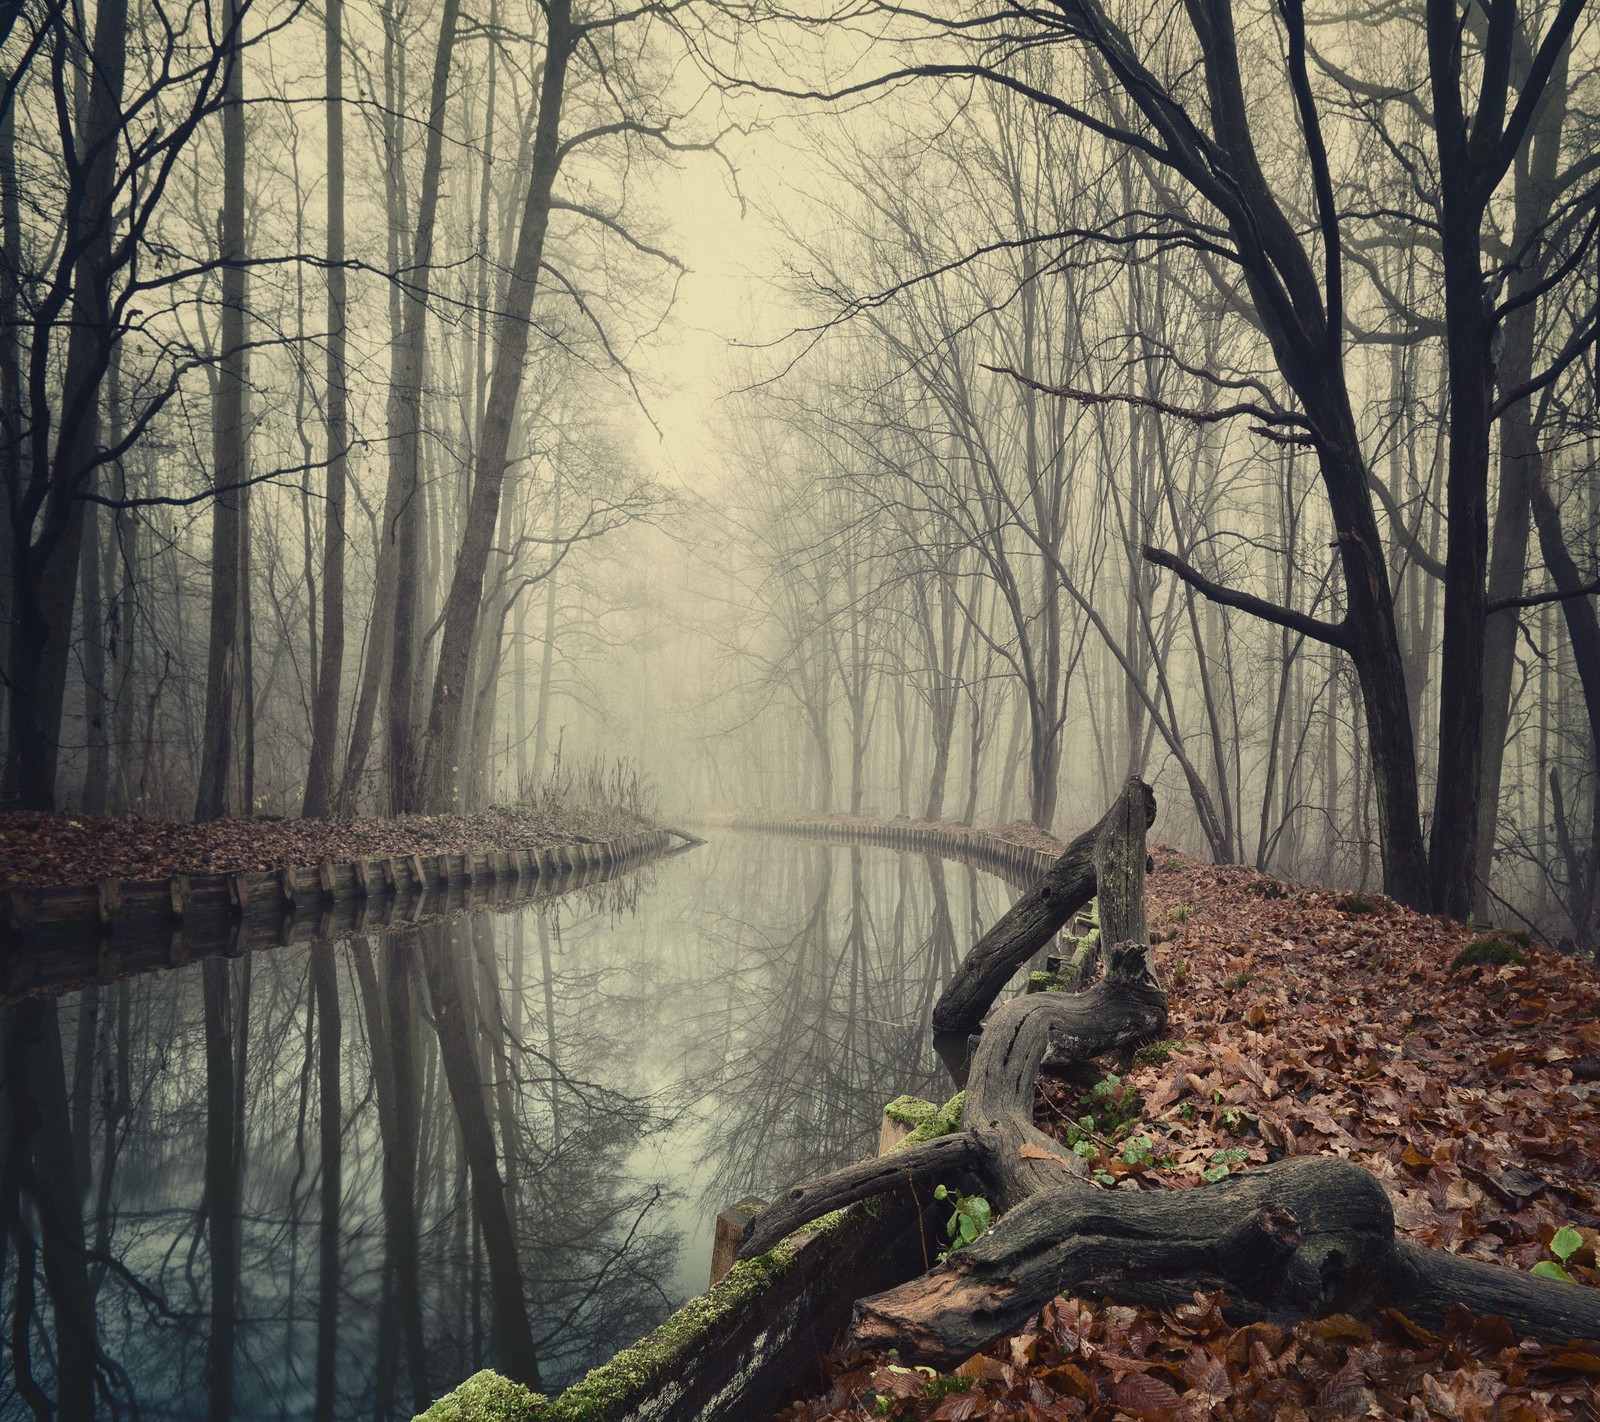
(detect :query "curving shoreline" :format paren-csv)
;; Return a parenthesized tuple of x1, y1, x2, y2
(0, 826, 687, 1001)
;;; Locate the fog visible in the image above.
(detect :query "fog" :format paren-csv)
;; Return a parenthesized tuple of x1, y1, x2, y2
(5, 0, 1600, 948)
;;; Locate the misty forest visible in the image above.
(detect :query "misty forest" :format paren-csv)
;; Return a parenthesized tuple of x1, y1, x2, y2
(5, 0, 1600, 1416)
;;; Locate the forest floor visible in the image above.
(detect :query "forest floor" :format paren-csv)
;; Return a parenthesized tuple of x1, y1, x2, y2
(777, 846, 1600, 1421)
(0, 804, 653, 887)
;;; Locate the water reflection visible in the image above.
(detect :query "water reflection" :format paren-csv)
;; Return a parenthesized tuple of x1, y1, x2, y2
(0, 835, 1009, 1419)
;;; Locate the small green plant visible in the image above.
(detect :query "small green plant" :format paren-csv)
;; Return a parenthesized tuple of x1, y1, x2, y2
(871, 1364, 960, 1417)
(1167, 904, 1193, 922)
(1171, 957, 1190, 982)
(922, 1376, 972, 1401)
(1120, 1133, 1156, 1167)
(1221, 1106, 1249, 1137)
(1088, 1073, 1143, 1135)
(1223, 970, 1256, 993)
(1450, 937, 1526, 972)
(1202, 1148, 1251, 1182)
(933, 1184, 992, 1261)
(1335, 894, 1378, 914)
(1531, 1225, 1586, 1284)
(1093, 1168, 1117, 1187)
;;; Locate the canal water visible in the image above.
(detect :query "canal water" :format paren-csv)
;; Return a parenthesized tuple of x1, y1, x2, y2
(0, 832, 1017, 1420)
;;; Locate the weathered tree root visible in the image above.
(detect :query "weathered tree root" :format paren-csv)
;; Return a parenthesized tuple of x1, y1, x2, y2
(850, 1156, 1395, 1367)
(931, 782, 1155, 1034)
(744, 776, 1600, 1370)
(845, 1155, 1600, 1365)
(739, 1132, 995, 1258)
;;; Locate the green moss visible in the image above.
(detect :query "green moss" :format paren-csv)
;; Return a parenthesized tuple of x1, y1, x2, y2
(895, 1090, 964, 1147)
(1133, 1039, 1182, 1067)
(416, 1092, 967, 1422)
(883, 1094, 940, 1131)
(1334, 894, 1379, 915)
(1451, 937, 1526, 972)
(415, 1371, 547, 1422)
(541, 1248, 799, 1421)
(1027, 969, 1070, 993)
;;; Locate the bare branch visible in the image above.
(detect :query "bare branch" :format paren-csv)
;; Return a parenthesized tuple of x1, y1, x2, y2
(982, 364, 1315, 443)
(1142, 545, 1352, 649)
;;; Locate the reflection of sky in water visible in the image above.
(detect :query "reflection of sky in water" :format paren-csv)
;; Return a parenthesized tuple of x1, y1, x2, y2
(0, 833, 1013, 1418)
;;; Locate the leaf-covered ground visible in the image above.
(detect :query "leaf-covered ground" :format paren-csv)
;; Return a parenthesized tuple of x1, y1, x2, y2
(0, 805, 648, 887)
(776, 847, 1600, 1421)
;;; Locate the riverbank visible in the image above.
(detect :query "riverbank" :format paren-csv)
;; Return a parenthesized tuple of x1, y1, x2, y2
(0, 804, 656, 888)
(729, 812, 1066, 887)
(422, 812, 1600, 1422)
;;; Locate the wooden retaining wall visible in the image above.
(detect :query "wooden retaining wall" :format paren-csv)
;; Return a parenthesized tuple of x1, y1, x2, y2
(730, 814, 1058, 888)
(0, 829, 676, 1003)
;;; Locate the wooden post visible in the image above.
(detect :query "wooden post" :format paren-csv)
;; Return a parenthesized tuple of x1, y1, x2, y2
(710, 1197, 767, 1286)
(877, 1104, 920, 1156)
(96, 879, 121, 927)
(5, 888, 36, 934)
(1093, 775, 1151, 974)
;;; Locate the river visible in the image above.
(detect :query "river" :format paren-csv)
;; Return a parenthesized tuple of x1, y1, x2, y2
(0, 832, 1019, 1419)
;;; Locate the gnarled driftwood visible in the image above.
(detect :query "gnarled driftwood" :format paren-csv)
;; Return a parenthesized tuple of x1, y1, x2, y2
(740, 776, 1600, 1363)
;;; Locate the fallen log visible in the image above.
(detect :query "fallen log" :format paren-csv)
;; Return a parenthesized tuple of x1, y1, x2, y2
(740, 774, 1600, 1367)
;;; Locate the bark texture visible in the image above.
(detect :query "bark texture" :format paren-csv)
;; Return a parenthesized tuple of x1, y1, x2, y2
(931, 780, 1154, 1033)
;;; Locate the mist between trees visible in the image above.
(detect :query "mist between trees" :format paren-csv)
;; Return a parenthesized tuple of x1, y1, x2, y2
(5, 0, 1600, 949)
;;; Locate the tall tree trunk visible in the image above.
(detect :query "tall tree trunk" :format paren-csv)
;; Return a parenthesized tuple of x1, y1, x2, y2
(531, 563, 557, 784)
(0, 63, 19, 785)
(303, 0, 349, 819)
(417, 0, 573, 811)
(195, 0, 249, 821)
(1474, 46, 1568, 915)
(1418, 0, 1573, 918)
(1529, 472, 1600, 945)
(11, 0, 129, 811)
(1324, 438, 1431, 910)
(108, 467, 137, 814)
(78, 495, 108, 813)
(385, 0, 461, 813)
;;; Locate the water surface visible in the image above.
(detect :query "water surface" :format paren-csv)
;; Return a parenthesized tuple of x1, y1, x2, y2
(0, 833, 1013, 1419)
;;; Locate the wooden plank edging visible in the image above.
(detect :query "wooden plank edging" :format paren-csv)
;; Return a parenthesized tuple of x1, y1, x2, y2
(728, 814, 1058, 889)
(0, 827, 680, 1000)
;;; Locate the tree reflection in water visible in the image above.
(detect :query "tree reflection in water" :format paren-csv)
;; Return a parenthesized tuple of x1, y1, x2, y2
(675, 842, 1009, 1211)
(0, 837, 1010, 1418)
